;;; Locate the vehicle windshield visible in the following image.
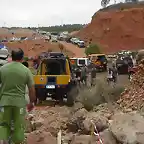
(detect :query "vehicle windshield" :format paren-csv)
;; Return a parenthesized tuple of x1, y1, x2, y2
(97, 55, 107, 62)
(78, 59, 85, 65)
(79, 41, 84, 44)
(44, 59, 66, 75)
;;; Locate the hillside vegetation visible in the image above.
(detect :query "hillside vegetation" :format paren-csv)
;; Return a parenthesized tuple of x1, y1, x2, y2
(8, 24, 85, 33)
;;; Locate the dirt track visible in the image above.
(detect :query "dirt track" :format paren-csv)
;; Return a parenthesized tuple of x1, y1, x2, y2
(60, 41, 86, 57)
(96, 72, 129, 87)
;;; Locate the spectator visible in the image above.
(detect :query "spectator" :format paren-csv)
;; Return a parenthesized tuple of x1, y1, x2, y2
(91, 65, 97, 86)
(22, 61, 30, 105)
(0, 48, 36, 144)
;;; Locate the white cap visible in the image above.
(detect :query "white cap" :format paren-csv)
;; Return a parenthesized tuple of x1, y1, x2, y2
(0, 48, 9, 58)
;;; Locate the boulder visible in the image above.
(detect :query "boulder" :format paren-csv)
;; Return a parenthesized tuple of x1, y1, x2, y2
(99, 129, 117, 144)
(70, 135, 92, 144)
(67, 108, 87, 132)
(83, 112, 109, 134)
(71, 102, 84, 114)
(62, 133, 74, 144)
(33, 118, 44, 130)
(25, 119, 34, 133)
(110, 113, 144, 144)
(27, 131, 57, 144)
(70, 134, 115, 144)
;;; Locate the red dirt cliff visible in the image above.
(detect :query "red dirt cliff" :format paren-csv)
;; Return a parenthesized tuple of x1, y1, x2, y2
(76, 8, 144, 54)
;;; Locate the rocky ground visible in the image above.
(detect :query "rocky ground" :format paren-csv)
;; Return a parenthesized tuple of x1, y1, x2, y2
(1, 28, 143, 144)
(24, 71, 136, 144)
(26, 102, 144, 144)
(24, 60, 144, 144)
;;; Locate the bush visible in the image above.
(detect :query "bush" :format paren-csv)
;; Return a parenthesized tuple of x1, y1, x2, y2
(77, 80, 105, 111)
(85, 44, 102, 56)
(24, 56, 29, 61)
(120, 7, 124, 11)
(77, 80, 125, 111)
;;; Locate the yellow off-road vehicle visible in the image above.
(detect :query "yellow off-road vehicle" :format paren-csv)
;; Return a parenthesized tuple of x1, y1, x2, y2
(88, 54, 107, 71)
(33, 52, 78, 105)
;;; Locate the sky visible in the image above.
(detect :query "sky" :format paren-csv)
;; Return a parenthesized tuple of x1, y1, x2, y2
(0, 0, 123, 27)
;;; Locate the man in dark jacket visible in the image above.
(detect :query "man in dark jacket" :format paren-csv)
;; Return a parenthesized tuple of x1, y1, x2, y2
(111, 65, 118, 83)
(81, 65, 88, 86)
(91, 65, 97, 86)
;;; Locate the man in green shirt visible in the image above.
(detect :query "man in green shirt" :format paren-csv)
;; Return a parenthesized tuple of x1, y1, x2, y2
(0, 48, 36, 144)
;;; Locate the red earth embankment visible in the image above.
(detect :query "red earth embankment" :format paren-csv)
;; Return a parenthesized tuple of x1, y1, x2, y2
(76, 8, 144, 54)
(5, 40, 74, 57)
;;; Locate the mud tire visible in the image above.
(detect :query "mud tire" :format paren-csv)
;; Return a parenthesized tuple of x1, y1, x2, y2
(67, 84, 79, 106)
(35, 88, 47, 104)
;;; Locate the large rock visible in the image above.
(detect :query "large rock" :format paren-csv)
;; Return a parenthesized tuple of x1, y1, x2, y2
(99, 129, 117, 144)
(110, 113, 144, 144)
(66, 108, 88, 132)
(27, 131, 57, 144)
(83, 112, 109, 134)
(32, 118, 44, 130)
(70, 102, 84, 114)
(70, 132, 116, 144)
(62, 133, 74, 144)
(25, 119, 34, 133)
(70, 135, 92, 144)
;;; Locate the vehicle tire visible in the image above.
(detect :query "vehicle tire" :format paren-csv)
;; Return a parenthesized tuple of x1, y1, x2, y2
(36, 88, 47, 101)
(117, 67, 121, 74)
(67, 84, 79, 106)
(55, 93, 63, 102)
(67, 89, 74, 106)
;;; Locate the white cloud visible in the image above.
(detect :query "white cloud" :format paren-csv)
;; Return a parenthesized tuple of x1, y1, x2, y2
(0, 0, 114, 27)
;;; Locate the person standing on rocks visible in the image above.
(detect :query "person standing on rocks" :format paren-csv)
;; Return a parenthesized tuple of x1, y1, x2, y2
(0, 48, 36, 144)
(107, 68, 113, 85)
(111, 64, 118, 84)
(91, 65, 97, 86)
(81, 64, 88, 86)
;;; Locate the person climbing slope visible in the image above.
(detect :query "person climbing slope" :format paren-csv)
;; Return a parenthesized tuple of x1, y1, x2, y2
(0, 48, 36, 144)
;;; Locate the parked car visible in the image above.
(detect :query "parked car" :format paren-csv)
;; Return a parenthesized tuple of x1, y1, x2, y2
(73, 39, 80, 45)
(51, 35, 58, 42)
(77, 41, 85, 48)
(116, 56, 133, 74)
(70, 38, 79, 44)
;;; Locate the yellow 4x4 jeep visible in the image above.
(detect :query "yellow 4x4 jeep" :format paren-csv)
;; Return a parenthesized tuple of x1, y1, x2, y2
(33, 52, 78, 105)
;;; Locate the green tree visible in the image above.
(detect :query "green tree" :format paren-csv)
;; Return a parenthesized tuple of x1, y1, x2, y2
(23, 56, 29, 61)
(85, 44, 102, 55)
